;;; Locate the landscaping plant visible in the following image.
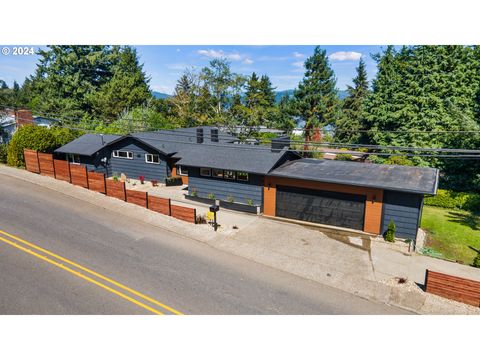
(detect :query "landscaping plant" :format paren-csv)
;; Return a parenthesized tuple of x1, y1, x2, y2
(473, 253, 480, 268)
(191, 188, 198, 197)
(246, 198, 254, 206)
(0, 143, 7, 163)
(139, 175, 145, 184)
(207, 193, 216, 200)
(384, 219, 396, 242)
(227, 195, 235, 203)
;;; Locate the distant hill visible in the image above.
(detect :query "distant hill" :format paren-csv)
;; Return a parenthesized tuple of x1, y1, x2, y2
(274, 89, 349, 103)
(152, 91, 171, 99)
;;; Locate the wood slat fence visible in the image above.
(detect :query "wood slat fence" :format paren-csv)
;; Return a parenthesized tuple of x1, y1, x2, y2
(425, 269, 480, 307)
(23, 149, 197, 224)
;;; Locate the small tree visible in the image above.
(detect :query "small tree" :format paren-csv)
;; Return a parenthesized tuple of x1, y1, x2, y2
(472, 253, 480, 268)
(384, 219, 396, 242)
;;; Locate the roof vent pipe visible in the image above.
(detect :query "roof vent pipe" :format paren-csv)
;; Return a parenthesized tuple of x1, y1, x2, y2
(211, 128, 219, 142)
(196, 128, 204, 144)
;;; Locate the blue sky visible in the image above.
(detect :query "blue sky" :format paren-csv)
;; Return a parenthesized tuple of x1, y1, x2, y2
(0, 45, 385, 94)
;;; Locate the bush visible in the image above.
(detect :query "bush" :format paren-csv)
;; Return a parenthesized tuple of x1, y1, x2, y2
(7, 125, 83, 168)
(472, 253, 480, 268)
(0, 143, 7, 163)
(335, 153, 353, 161)
(384, 155, 414, 166)
(384, 219, 396, 242)
(165, 176, 182, 186)
(227, 195, 235, 203)
(424, 189, 480, 213)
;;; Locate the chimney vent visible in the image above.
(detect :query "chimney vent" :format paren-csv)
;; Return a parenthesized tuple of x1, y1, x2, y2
(196, 128, 204, 144)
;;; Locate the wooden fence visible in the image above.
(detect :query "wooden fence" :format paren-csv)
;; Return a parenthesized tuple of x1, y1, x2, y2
(70, 164, 89, 188)
(38, 153, 55, 178)
(148, 196, 171, 216)
(425, 269, 480, 307)
(54, 159, 71, 182)
(171, 204, 197, 224)
(24, 149, 40, 173)
(126, 189, 148, 208)
(106, 179, 126, 201)
(23, 149, 198, 225)
(88, 171, 106, 194)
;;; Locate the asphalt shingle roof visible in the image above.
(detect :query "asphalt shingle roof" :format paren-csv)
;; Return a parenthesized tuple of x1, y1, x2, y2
(55, 134, 122, 156)
(269, 158, 439, 195)
(175, 143, 292, 174)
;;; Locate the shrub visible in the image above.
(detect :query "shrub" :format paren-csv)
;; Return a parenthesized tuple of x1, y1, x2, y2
(384, 219, 396, 242)
(207, 192, 216, 200)
(227, 195, 235, 203)
(191, 188, 198, 197)
(335, 153, 353, 161)
(0, 143, 7, 163)
(424, 189, 480, 213)
(384, 155, 414, 166)
(472, 253, 480, 268)
(165, 176, 182, 186)
(7, 125, 83, 167)
(113, 173, 119, 182)
(246, 198, 254, 206)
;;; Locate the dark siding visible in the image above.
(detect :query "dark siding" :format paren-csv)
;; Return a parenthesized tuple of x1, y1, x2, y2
(381, 191, 423, 240)
(56, 149, 112, 177)
(109, 138, 169, 181)
(188, 167, 263, 206)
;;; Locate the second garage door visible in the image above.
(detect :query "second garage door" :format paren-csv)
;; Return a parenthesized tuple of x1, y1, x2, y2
(276, 185, 366, 230)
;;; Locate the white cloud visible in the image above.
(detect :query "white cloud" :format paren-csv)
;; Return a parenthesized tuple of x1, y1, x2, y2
(197, 49, 246, 62)
(293, 52, 305, 58)
(328, 51, 363, 61)
(291, 60, 304, 72)
(242, 58, 254, 65)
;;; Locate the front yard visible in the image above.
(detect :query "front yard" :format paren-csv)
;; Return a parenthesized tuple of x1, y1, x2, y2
(421, 205, 480, 265)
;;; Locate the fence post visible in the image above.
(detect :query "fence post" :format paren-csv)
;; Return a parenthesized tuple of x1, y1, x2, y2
(103, 173, 107, 194)
(122, 181, 126, 201)
(168, 198, 172, 216)
(145, 192, 149, 209)
(193, 208, 197, 224)
(86, 168, 90, 190)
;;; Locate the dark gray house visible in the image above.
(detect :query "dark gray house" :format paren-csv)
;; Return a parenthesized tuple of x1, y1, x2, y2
(55, 126, 439, 241)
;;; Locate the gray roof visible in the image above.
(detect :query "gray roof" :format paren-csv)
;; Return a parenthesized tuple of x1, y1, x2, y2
(269, 158, 439, 195)
(55, 133, 122, 156)
(132, 126, 239, 155)
(175, 143, 292, 174)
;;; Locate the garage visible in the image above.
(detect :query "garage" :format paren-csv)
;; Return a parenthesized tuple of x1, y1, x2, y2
(275, 185, 366, 230)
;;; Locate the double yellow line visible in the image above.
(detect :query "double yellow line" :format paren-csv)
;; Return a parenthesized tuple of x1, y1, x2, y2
(0, 229, 183, 315)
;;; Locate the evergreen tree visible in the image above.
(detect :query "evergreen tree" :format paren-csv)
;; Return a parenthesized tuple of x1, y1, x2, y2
(335, 58, 369, 143)
(259, 74, 276, 107)
(293, 46, 339, 144)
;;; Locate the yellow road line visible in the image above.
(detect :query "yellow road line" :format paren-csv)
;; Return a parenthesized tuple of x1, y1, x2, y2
(0, 229, 183, 315)
(0, 235, 163, 315)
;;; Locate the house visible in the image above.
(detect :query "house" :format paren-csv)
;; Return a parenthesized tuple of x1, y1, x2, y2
(0, 109, 59, 143)
(54, 126, 439, 241)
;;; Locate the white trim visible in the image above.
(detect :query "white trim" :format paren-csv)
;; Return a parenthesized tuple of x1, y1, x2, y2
(177, 165, 188, 176)
(145, 153, 160, 164)
(112, 150, 133, 159)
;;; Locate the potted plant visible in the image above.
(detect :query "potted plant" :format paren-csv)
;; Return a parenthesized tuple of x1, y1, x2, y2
(191, 188, 198, 197)
(139, 175, 145, 185)
(113, 173, 119, 182)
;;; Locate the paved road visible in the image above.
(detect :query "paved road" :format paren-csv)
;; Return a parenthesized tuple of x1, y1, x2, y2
(0, 174, 410, 314)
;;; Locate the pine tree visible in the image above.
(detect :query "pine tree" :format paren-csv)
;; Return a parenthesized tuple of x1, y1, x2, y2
(259, 75, 276, 107)
(293, 46, 339, 145)
(335, 58, 369, 143)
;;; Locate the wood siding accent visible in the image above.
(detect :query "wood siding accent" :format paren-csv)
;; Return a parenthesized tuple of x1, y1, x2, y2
(87, 171, 106, 194)
(54, 159, 71, 182)
(148, 196, 171, 215)
(105, 179, 126, 201)
(171, 204, 196, 223)
(24, 149, 40, 173)
(70, 164, 89, 188)
(38, 152, 55, 177)
(126, 189, 148, 208)
(425, 270, 480, 307)
(264, 176, 384, 234)
(171, 166, 188, 185)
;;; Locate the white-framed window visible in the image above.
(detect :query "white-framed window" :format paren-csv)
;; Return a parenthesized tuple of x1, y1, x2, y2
(200, 168, 211, 177)
(212, 169, 224, 178)
(145, 153, 160, 164)
(112, 150, 133, 159)
(236, 171, 249, 182)
(67, 154, 80, 164)
(224, 170, 235, 180)
(177, 166, 188, 176)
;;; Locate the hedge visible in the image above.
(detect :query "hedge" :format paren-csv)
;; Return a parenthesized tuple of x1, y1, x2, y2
(7, 125, 82, 167)
(424, 189, 480, 212)
(0, 143, 7, 163)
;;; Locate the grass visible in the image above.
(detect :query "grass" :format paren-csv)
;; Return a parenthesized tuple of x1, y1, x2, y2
(421, 205, 480, 265)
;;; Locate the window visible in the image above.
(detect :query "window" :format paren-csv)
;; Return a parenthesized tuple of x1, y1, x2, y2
(236, 171, 249, 182)
(112, 150, 133, 159)
(212, 169, 224, 178)
(200, 168, 211, 177)
(177, 166, 188, 176)
(224, 170, 235, 180)
(67, 154, 80, 164)
(145, 153, 160, 164)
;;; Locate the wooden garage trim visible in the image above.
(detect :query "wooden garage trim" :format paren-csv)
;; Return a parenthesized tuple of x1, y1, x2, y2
(264, 176, 384, 234)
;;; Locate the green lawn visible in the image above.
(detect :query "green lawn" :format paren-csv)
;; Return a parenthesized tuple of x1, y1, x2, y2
(421, 205, 480, 265)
